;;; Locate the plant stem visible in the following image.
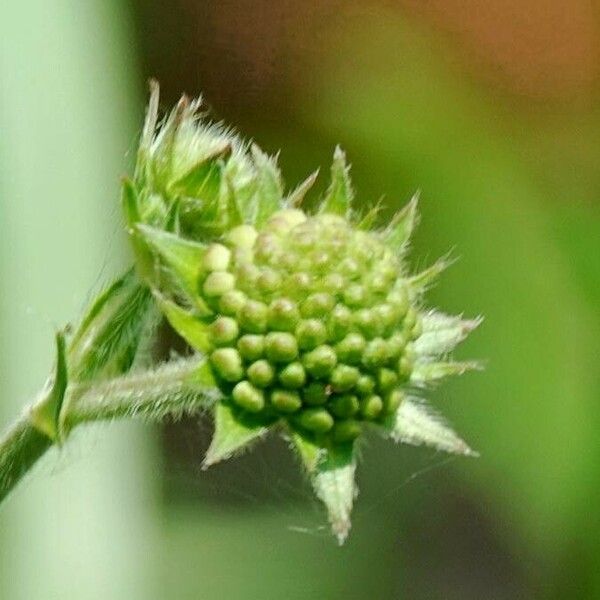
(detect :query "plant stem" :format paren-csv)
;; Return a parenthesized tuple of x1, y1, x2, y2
(0, 414, 52, 504)
(0, 356, 217, 505)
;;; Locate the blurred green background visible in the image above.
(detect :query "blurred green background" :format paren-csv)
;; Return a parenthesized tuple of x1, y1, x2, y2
(1, 1, 599, 598)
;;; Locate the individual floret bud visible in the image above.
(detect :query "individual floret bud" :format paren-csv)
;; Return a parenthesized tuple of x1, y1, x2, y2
(397, 351, 414, 382)
(210, 348, 244, 382)
(239, 300, 269, 333)
(300, 293, 335, 318)
(354, 308, 382, 339)
(338, 257, 360, 279)
(374, 303, 398, 335)
(403, 306, 418, 334)
(384, 389, 404, 414)
(343, 284, 366, 308)
(225, 224, 258, 249)
(298, 408, 334, 433)
(332, 420, 362, 443)
(254, 233, 279, 263)
(278, 362, 306, 389)
(410, 315, 423, 339)
(218, 289, 247, 316)
(387, 285, 409, 319)
(377, 368, 398, 393)
(356, 374, 376, 396)
(232, 381, 265, 413)
(236, 263, 260, 291)
(328, 304, 353, 340)
(257, 268, 282, 294)
(203, 243, 231, 272)
(362, 338, 389, 370)
(321, 273, 345, 295)
(203, 271, 235, 297)
(268, 298, 300, 331)
(387, 332, 407, 359)
(266, 208, 306, 234)
(360, 395, 383, 420)
(303, 382, 328, 405)
(303, 345, 337, 378)
(271, 389, 302, 413)
(247, 360, 275, 388)
(367, 273, 389, 296)
(210, 316, 239, 346)
(265, 332, 298, 364)
(335, 333, 366, 365)
(330, 365, 360, 392)
(283, 272, 312, 299)
(296, 319, 328, 350)
(329, 394, 359, 418)
(312, 250, 332, 272)
(237, 334, 264, 361)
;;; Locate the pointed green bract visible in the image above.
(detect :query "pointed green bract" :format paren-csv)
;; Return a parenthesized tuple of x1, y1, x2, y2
(69, 272, 155, 382)
(312, 443, 357, 545)
(150, 96, 189, 188)
(388, 397, 477, 456)
(320, 146, 354, 216)
(414, 312, 483, 356)
(188, 357, 218, 388)
(409, 253, 455, 291)
(203, 403, 272, 467)
(30, 332, 68, 441)
(221, 176, 244, 227)
(170, 143, 231, 197)
(154, 293, 212, 354)
(251, 145, 284, 226)
(289, 429, 324, 473)
(121, 177, 141, 229)
(384, 192, 420, 252)
(411, 360, 481, 384)
(136, 224, 207, 303)
(286, 169, 319, 207)
(357, 201, 382, 230)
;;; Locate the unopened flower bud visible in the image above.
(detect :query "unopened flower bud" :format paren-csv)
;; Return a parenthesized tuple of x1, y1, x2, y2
(232, 381, 265, 412)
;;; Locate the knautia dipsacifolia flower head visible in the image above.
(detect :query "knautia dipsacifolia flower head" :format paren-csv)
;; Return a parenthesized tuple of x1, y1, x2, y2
(122, 83, 481, 543)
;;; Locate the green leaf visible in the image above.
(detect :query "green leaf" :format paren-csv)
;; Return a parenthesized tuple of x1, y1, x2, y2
(384, 192, 420, 252)
(312, 443, 357, 545)
(251, 145, 284, 227)
(68, 272, 155, 382)
(30, 331, 68, 441)
(154, 292, 212, 354)
(286, 169, 319, 207)
(136, 224, 211, 313)
(388, 397, 477, 456)
(320, 146, 354, 216)
(410, 360, 481, 384)
(170, 143, 231, 197)
(203, 403, 272, 468)
(414, 311, 482, 356)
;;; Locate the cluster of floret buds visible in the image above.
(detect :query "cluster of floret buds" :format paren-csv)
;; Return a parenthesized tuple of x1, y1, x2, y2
(120, 84, 480, 542)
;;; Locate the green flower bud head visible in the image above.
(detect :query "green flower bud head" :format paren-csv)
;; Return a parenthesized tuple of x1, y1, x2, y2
(130, 85, 482, 543)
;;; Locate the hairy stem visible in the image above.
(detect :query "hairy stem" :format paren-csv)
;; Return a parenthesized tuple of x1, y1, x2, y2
(0, 356, 217, 505)
(0, 415, 52, 504)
